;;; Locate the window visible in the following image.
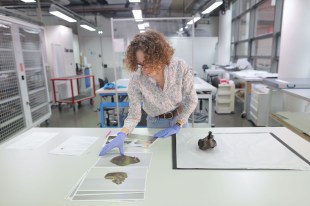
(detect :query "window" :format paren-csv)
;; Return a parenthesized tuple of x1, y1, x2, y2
(232, 1, 238, 18)
(236, 42, 248, 56)
(231, 20, 237, 42)
(255, 0, 275, 36)
(231, 0, 283, 72)
(238, 12, 250, 40)
(253, 58, 271, 71)
(251, 38, 273, 56)
(231, 43, 235, 56)
(240, 0, 251, 13)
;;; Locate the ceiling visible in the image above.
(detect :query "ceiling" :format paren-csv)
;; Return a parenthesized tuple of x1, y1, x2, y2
(0, 0, 226, 20)
(0, 0, 229, 37)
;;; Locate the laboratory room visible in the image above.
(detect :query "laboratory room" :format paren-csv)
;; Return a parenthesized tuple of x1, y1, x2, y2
(1, 0, 310, 205)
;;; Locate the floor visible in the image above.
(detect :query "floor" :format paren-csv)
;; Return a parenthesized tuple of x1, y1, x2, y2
(42, 94, 254, 129)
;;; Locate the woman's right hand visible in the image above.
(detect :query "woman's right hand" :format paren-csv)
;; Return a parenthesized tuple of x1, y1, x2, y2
(99, 132, 126, 156)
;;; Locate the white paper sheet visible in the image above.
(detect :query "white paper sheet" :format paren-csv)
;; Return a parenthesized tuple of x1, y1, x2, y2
(49, 136, 98, 156)
(7, 132, 58, 150)
(176, 132, 310, 170)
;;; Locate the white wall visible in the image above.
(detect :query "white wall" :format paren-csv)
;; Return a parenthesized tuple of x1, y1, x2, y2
(278, 0, 310, 112)
(216, 9, 232, 65)
(79, 35, 218, 82)
(79, 36, 117, 83)
(44, 25, 77, 101)
(45, 25, 75, 77)
(170, 37, 218, 78)
(73, 34, 80, 66)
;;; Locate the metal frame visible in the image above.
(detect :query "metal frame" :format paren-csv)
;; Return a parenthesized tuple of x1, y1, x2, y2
(100, 101, 129, 128)
(50, 75, 96, 112)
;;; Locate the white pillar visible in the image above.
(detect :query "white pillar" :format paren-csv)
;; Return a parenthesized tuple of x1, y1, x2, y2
(216, 9, 232, 65)
(278, 0, 310, 112)
(278, 0, 310, 78)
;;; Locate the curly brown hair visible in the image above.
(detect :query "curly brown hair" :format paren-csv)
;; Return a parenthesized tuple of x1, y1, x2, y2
(125, 29, 174, 72)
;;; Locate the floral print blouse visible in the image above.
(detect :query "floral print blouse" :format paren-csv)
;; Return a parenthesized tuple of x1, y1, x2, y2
(123, 57, 198, 133)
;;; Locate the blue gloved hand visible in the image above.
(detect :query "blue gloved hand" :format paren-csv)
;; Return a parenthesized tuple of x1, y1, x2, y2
(153, 125, 181, 138)
(99, 132, 126, 156)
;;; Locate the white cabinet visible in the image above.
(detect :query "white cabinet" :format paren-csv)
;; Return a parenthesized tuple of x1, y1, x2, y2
(0, 16, 50, 142)
(249, 84, 269, 126)
(215, 81, 235, 114)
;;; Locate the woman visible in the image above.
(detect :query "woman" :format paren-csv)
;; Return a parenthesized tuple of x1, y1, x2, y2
(99, 29, 198, 156)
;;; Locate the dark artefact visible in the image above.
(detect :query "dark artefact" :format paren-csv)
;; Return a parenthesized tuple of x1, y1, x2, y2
(110, 155, 140, 166)
(105, 172, 128, 185)
(198, 131, 217, 150)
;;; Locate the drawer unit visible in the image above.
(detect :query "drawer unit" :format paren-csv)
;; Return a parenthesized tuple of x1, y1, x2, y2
(215, 81, 235, 114)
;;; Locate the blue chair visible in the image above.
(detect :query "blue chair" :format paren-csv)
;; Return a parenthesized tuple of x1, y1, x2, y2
(100, 102, 129, 128)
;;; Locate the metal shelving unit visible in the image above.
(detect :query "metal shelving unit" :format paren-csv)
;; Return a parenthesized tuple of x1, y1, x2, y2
(0, 17, 51, 142)
(19, 26, 50, 124)
(0, 22, 26, 142)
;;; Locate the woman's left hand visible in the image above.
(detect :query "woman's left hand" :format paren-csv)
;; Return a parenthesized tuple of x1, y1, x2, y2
(153, 125, 181, 138)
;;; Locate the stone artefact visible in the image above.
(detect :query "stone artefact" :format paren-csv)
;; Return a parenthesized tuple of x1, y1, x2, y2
(198, 131, 217, 150)
(105, 172, 128, 185)
(110, 155, 140, 166)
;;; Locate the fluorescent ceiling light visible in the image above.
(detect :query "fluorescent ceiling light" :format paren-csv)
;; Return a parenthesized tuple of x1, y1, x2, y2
(49, 4, 76, 22)
(80, 24, 96, 31)
(98, 30, 103, 34)
(186, 16, 201, 25)
(132, 5, 143, 21)
(129, 0, 140, 2)
(179, 28, 183, 32)
(185, 25, 189, 29)
(138, 23, 145, 30)
(201, 0, 223, 14)
(49, 11, 77, 22)
(21, 0, 36, 2)
(144, 22, 149, 27)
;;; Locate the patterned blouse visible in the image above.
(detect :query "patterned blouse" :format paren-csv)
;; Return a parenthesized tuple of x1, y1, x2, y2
(123, 57, 198, 133)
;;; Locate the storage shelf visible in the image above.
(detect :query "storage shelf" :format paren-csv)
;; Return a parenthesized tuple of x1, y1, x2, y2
(0, 95, 20, 105)
(28, 87, 45, 95)
(0, 115, 24, 128)
(217, 91, 232, 95)
(0, 70, 15, 75)
(22, 49, 41, 53)
(0, 48, 13, 51)
(25, 67, 43, 71)
(30, 102, 49, 113)
(215, 81, 235, 114)
(271, 112, 310, 140)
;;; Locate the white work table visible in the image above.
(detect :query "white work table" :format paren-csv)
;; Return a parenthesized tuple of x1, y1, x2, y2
(267, 88, 310, 138)
(96, 77, 216, 126)
(228, 70, 278, 118)
(282, 89, 310, 102)
(1, 127, 310, 206)
(96, 77, 217, 95)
